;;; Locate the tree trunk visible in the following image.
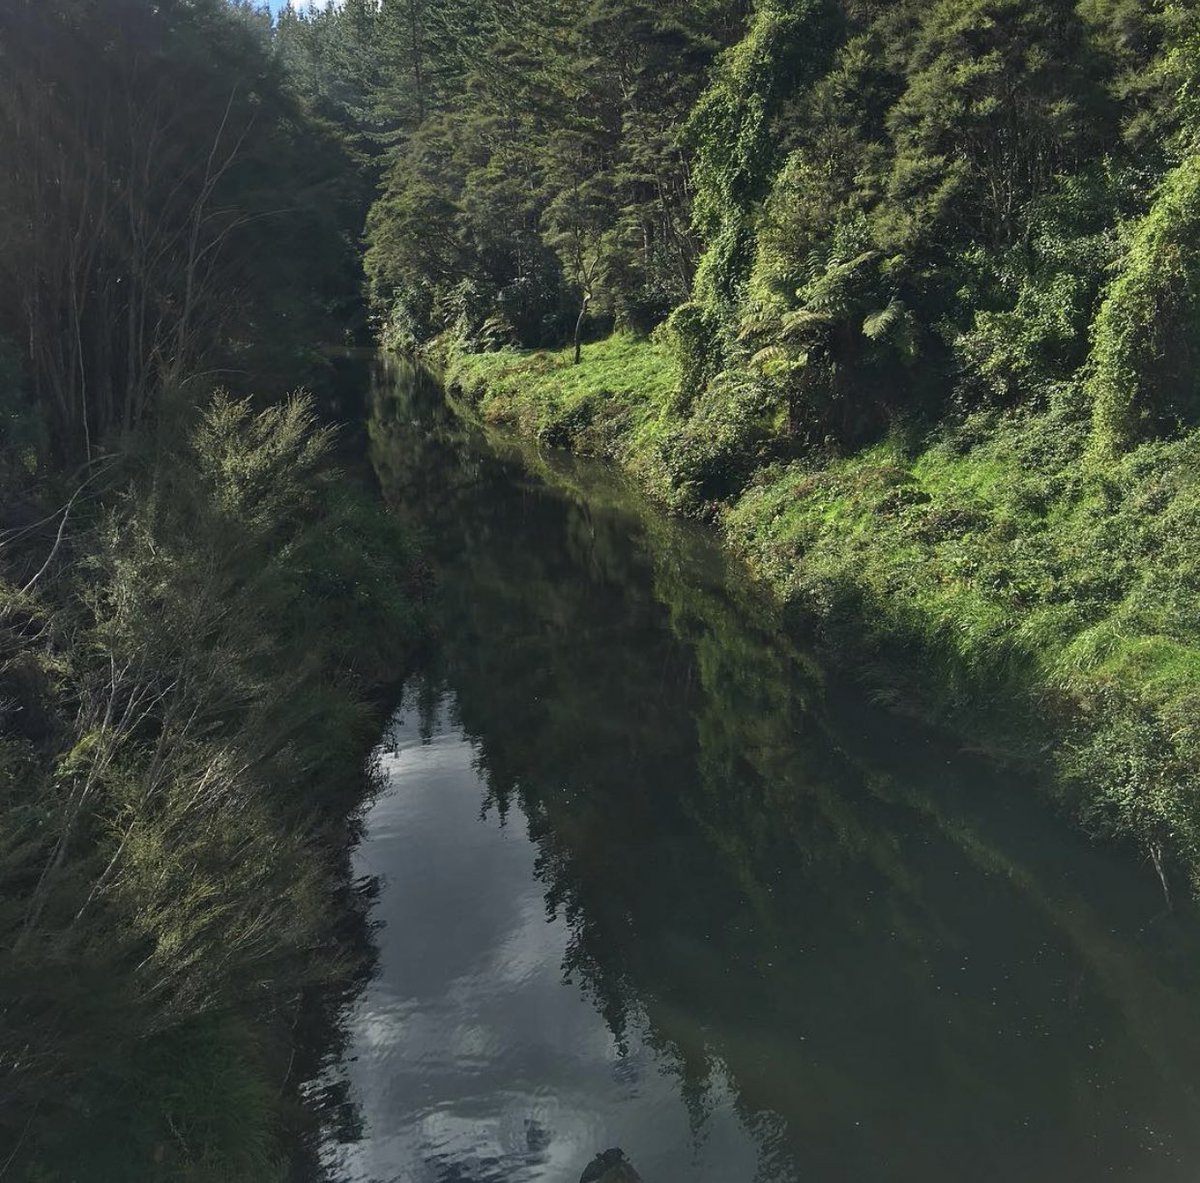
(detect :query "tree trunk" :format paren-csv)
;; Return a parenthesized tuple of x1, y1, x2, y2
(573, 294, 590, 366)
(410, 1, 425, 124)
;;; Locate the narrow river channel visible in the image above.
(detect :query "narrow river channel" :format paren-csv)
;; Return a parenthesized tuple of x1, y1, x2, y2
(313, 355, 1200, 1183)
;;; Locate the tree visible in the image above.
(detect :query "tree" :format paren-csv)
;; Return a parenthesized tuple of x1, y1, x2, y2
(686, 0, 841, 317)
(882, 0, 1111, 250)
(359, 0, 733, 352)
(543, 142, 617, 364)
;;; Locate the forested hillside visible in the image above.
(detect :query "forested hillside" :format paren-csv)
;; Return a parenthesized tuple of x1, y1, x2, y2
(335, 0, 1195, 431)
(281, 0, 1200, 900)
(0, 3, 423, 1178)
(274, 0, 749, 353)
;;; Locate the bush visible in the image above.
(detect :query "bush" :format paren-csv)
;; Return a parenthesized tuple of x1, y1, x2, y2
(0, 393, 425, 1180)
(1087, 156, 1200, 454)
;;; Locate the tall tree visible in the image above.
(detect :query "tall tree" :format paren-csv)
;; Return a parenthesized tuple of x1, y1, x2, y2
(882, 0, 1111, 250)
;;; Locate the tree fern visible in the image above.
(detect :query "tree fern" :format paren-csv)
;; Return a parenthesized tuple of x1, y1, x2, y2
(779, 308, 836, 337)
(862, 299, 905, 342)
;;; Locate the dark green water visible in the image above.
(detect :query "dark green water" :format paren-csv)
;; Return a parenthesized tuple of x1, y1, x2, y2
(316, 356, 1200, 1182)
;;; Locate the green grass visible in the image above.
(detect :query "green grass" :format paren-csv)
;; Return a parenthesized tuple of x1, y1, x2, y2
(727, 409, 1200, 895)
(447, 334, 679, 457)
(444, 333, 1200, 898)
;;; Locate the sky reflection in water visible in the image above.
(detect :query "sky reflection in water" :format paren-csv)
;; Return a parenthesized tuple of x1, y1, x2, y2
(323, 704, 761, 1183)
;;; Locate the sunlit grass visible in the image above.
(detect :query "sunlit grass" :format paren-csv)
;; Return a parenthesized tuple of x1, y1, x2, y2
(447, 331, 1200, 893)
(447, 333, 678, 453)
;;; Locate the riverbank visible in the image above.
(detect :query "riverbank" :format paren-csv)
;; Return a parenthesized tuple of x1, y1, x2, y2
(0, 394, 427, 1181)
(446, 334, 1200, 900)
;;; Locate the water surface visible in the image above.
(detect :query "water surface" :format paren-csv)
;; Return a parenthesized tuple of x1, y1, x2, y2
(316, 357, 1200, 1182)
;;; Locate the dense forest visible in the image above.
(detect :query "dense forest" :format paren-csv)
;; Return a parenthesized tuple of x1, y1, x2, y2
(5, 0, 1200, 1177)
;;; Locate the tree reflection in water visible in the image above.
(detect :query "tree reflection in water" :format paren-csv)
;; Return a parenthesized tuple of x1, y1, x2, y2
(316, 355, 1200, 1183)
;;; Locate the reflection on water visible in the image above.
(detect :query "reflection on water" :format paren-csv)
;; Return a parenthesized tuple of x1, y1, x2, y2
(314, 356, 1200, 1182)
(321, 697, 762, 1183)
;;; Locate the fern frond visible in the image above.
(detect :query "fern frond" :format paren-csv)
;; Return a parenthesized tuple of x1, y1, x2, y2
(862, 299, 904, 341)
(751, 345, 811, 374)
(840, 249, 880, 274)
(779, 308, 834, 336)
(738, 315, 778, 339)
(750, 344, 790, 367)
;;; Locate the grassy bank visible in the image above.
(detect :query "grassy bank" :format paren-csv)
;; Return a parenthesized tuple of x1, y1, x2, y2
(446, 334, 680, 458)
(1, 394, 426, 1181)
(447, 335, 1200, 900)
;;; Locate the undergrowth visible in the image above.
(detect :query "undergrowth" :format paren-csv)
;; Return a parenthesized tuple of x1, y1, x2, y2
(0, 393, 426, 1180)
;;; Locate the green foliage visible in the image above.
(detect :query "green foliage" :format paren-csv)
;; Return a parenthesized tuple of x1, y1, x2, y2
(0, 0, 364, 459)
(0, 394, 424, 1179)
(647, 0, 1154, 457)
(686, 0, 840, 325)
(955, 165, 1136, 405)
(664, 301, 724, 406)
(741, 219, 920, 443)
(343, 0, 1198, 463)
(1087, 155, 1200, 455)
(640, 369, 780, 511)
(0, 8, 434, 1178)
(448, 334, 678, 457)
(1165, 0, 1200, 147)
(356, 0, 735, 351)
(722, 408, 1200, 891)
(880, 0, 1110, 250)
(364, 109, 574, 351)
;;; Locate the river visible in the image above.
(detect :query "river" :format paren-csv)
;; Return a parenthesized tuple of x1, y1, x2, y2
(310, 355, 1200, 1183)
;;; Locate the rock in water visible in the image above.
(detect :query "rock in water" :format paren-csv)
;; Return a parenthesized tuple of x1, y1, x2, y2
(579, 1147, 643, 1183)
